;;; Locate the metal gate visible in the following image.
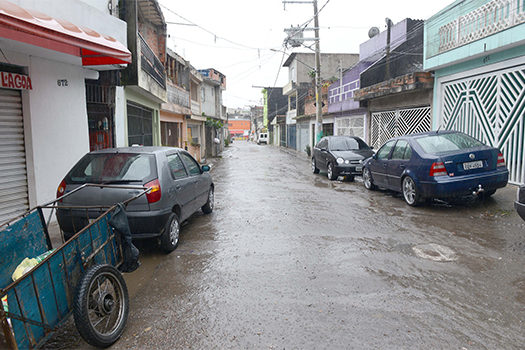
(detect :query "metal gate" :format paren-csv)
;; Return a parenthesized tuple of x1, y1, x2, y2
(127, 102, 153, 146)
(441, 64, 525, 184)
(370, 106, 431, 149)
(335, 115, 365, 138)
(0, 88, 29, 223)
(280, 124, 286, 147)
(297, 122, 309, 154)
(286, 125, 296, 150)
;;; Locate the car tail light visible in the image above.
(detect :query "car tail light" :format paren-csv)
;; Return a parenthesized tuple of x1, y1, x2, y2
(497, 153, 506, 167)
(145, 179, 161, 203)
(429, 162, 448, 177)
(56, 179, 66, 199)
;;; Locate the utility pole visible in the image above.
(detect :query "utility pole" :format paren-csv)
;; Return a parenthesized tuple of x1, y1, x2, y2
(385, 18, 393, 81)
(283, 0, 323, 143)
(313, 0, 322, 143)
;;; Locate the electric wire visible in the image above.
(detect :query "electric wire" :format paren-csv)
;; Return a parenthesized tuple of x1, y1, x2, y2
(160, 3, 279, 52)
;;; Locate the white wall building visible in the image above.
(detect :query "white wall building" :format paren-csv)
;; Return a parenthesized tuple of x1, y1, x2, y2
(0, 0, 130, 222)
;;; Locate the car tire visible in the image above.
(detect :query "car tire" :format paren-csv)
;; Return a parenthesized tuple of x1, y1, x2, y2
(327, 163, 337, 180)
(481, 190, 496, 199)
(402, 176, 421, 207)
(73, 264, 129, 348)
(312, 158, 320, 174)
(202, 186, 214, 214)
(160, 214, 180, 253)
(363, 168, 376, 190)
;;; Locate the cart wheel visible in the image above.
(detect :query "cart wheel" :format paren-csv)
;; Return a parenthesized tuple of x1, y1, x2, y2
(73, 264, 129, 348)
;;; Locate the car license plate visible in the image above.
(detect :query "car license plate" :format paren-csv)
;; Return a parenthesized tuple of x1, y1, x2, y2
(355, 166, 362, 172)
(463, 160, 483, 170)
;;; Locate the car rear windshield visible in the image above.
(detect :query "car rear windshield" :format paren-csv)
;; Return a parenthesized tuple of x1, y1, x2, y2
(415, 133, 484, 154)
(67, 153, 157, 184)
(330, 137, 369, 151)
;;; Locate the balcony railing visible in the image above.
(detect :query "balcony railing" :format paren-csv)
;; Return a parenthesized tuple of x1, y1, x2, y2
(139, 33, 166, 88)
(86, 84, 111, 104)
(437, 0, 525, 55)
(167, 83, 190, 108)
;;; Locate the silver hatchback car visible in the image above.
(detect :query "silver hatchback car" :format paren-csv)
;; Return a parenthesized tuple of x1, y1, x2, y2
(56, 146, 214, 253)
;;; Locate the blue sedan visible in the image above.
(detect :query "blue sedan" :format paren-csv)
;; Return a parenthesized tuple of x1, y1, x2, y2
(362, 131, 509, 206)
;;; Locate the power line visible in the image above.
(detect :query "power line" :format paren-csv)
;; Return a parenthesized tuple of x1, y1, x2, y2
(160, 4, 277, 52)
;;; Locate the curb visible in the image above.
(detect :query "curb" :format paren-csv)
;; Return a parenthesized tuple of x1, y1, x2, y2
(276, 145, 310, 163)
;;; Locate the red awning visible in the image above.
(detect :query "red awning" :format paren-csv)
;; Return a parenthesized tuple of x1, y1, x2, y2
(0, 0, 131, 66)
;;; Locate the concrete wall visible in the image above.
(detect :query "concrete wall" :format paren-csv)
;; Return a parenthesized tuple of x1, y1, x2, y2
(290, 53, 360, 84)
(201, 82, 217, 118)
(115, 86, 126, 147)
(367, 89, 433, 113)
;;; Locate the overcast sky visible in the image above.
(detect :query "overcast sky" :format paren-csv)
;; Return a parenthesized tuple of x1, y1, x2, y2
(158, 0, 454, 109)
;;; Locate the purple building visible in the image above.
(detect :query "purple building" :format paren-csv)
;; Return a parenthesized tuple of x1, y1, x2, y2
(327, 61, 371, 140)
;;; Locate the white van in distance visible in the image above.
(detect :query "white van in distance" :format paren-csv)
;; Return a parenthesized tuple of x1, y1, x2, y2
(257, 133, 268, 144)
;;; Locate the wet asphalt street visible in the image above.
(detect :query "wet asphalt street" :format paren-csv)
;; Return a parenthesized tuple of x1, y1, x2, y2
(46, 140, 525, 349)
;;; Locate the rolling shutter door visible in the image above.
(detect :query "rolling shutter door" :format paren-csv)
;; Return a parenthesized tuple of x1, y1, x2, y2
(0, 88, 29, 223)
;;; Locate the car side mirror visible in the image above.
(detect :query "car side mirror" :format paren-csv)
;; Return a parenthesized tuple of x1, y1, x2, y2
(370, 146, 374, 150)
(201, 165, 210, 172)
(320, 148, 327, 152)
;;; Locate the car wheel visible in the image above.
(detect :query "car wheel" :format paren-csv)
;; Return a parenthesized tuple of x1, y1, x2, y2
(363, 168, 376, 190)
(402, 176, 421, 206)
(160, 214, 180, 253)
(73, 264, 128, 348)
(202, 186, 214, 214)
(312, 158, 319, 174)
(327, 163, 337, 180)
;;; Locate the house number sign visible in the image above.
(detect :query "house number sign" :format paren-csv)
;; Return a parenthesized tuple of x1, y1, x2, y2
(57, 79, 69, 87)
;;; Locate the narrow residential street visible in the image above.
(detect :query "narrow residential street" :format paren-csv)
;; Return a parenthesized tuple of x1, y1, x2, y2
(44, 141, 525, 349)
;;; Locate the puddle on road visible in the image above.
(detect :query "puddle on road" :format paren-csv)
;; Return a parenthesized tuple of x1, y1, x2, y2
(412, 243, 457, 262)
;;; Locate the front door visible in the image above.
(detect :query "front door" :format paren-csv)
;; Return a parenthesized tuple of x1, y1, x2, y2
(166, 152, 194, 221)
(179, 152, 207, 211)
(369, 140, 395, 187)
(387, 140, 412, 191)
(314, 138, 329, 171)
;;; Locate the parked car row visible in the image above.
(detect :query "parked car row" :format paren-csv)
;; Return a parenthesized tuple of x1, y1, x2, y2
(312, 132, 510, 207)
(57, 146, 214, 253)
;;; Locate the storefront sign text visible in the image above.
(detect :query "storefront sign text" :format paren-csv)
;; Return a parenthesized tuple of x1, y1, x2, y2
(0, 71, 32, 90)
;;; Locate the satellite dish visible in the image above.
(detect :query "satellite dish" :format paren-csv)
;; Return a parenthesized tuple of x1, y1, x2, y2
(368, 27, 380, 38)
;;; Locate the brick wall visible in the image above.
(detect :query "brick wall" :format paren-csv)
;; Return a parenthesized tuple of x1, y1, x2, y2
(138, 22, 166, 63)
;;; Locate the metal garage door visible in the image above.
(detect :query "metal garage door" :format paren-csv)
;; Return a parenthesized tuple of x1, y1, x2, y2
(370, 106, 431, 149)
(127, 102, 153, 146)
(441, 64, 525, 184)
(0, 88, 29, 223)
(297, 122, 309, 153)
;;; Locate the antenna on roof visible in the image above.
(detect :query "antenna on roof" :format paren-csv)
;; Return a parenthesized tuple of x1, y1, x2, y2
(436, 124, 442, 134)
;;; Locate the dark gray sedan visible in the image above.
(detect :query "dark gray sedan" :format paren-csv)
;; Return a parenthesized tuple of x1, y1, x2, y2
(311, 136, 374, 181)
(56, 146, 214, 253)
